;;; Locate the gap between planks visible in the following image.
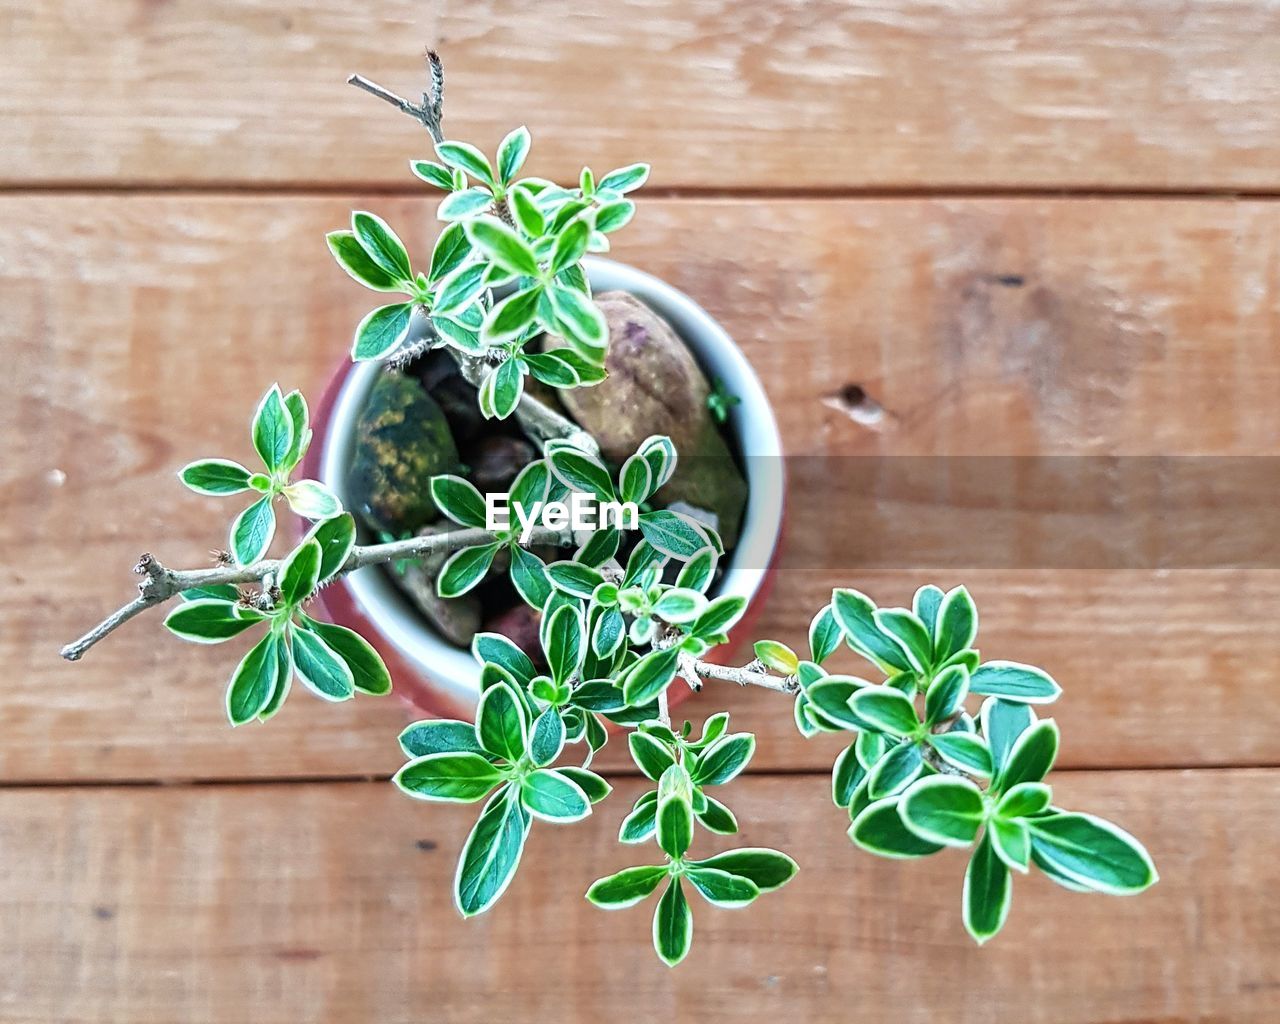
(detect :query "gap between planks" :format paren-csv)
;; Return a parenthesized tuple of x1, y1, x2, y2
(4, 183, 1280, 202)
(0, 762, 1273, 791)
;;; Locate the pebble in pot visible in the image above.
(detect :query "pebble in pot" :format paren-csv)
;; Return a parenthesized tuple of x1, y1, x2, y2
(546, 291, 749, 547)
(347, 372, 460, 534)
(394, 523, 482, 647)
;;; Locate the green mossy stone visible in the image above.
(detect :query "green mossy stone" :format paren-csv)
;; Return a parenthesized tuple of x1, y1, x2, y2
(348, 372, 460, 534)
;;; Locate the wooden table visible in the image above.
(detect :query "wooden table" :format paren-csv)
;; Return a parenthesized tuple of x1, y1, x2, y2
(4, 2, 1278, 1020)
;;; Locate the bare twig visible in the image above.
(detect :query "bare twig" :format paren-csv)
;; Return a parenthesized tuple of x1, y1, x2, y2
(348, 50, 446, 143)
(674, 648, 799, 695)
(61, 526, 565, 663)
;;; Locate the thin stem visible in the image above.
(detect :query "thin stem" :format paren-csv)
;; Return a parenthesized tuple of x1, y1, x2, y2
(657, 688, 671, 728)
(60, 526, 565, 663)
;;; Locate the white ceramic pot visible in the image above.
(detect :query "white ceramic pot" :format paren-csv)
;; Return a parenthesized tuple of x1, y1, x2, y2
(312, 257, 784, 716)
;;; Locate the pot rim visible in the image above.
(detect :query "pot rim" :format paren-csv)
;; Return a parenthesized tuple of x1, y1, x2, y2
(315, 256, 785, 709)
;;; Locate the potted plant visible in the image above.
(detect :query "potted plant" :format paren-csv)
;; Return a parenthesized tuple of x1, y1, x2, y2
(61, 52, 1157, 967)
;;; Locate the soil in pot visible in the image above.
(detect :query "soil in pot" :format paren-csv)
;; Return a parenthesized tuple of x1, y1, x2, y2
(344, 290, 750, 669)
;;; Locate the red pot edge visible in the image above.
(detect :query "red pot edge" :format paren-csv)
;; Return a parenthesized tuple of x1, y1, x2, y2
(300, 358, 786, 725)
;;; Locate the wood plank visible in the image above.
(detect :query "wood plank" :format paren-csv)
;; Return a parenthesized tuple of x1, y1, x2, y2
(5, 1, 1280, 191)
(6, 194, 1280, 782)
(0, 770, 1272, 1023)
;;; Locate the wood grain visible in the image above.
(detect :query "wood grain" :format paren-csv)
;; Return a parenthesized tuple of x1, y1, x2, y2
(4, 0, 1280, 191)
(6, 194, 1280, 782)
(0, 771, 1272, 1023)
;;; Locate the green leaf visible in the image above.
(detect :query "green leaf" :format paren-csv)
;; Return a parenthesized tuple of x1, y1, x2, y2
(426, 222, 472, 283)
(850, 798, 945, 859)
(686, 868, 758, 909)
(831, 588, 912, 673)
(981, 697, 1036, 780)
(912, 584, 945, 639)
(996, 781, 1052, 819)
(352, 302, 413, 361)
(990, 817, 1031, 873)
(546, 561, 604, 600)
(278, 539, 322, 608)
(252, 385, 294, 473)
(692, 733, 755, 786)
(695, 794, 738, 835)
(1028, 812, 1158, 894)
(558, 766, 612, 804)
(295, 618, 390, 696)
(653, 588, 707, 624)
(302, 513, 356, 583)
(619, 791, 659, 843)
(179, 584, 241, 602)
(281, 390, 310, 469)
(964, 833, 1012, 944)
(689, 596, 746, 641)
(529, 709, 566, 767)
(291, 626, 355, 701)
(394, 751, 505, 803)
(576, 528, 620, 569)
(437, 187, 495, 222)
(466, 217, 540, 277)
(476, 681, 529, 762)
(454, 786, 530, 917)
(164, 599, 263, 644)
(281, 480, 341, 521)
(326, 230, 403, 291)
(437, 543, 500, 598)
(653, 879, 693, 968)
(594, 199, 635, 234)
(547, 447, 615, 501)
(509, 545, 553, 609)
(928, 731, 993, 777)
(225, 631, 280, 725)
(867, 741, 924, 799)
(586, 865, 667, 909)
(688, 848, 797, 892)
(873, 608, 933, 673)
(622, 647, 680, 706)
(598, 163, 650, 194)
(656, 764, 694, 859)
(436, 140, 496, 187)
(520, 768, 591, 822)
(550, 219, 591, 275)
(229, 495, 275, 565)
(255, 635, 294, 722)
(544, 604, 586, 687)
(482, 287, 542, 345)
(832, 742, 863, 807)
(496, 125, 531, 185)
(808, 604, 842, 664)
(352, 211, 412, 281)
(900, 776, 985, 847)
(510, 185, 546, 237)
(924, 664, 970, 725)
(969, 661, 1062, 703)
(804, 678, 867, 731)
(399, 719, 487, 758)
(479, 359, 524, 420)
(179, 459, 253, 496)
(548, 285, 607, 354)
(473, 632, 538, 686)
(430, 474, 488, 529)
(639, 510, 708, 559)
(432, 260, 488, 316)
(998, 719, 1060, 791)
(629, 731, 676, 782)
(934, 586, 978, 661)
(848, 687, 920, 738)
(410, 159, 454, 191)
